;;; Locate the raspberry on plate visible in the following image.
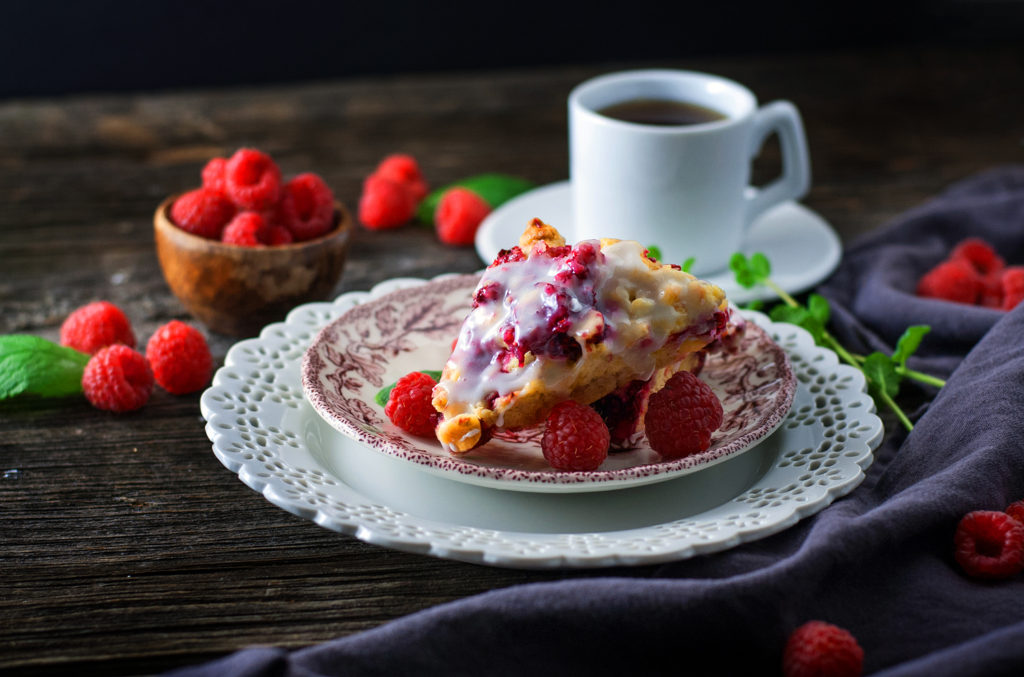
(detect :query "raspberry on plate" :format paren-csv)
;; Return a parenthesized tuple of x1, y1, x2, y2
(954, 509, 1024, 579)
(644, 370, 723, 459)
(146, 320, 213, 395)
(169, 187, 236, 239)
(782, 620, 863, 677)
(540, 400, 610, 471)
(384, 371, 439, 437)
(374, 154, 428, 202)
(359, 174, 416, 230)
(435, 187, 491, 246)
(224, 148, 282, 211)
(916, 259, 981, 305)
(222, 212, 269, 247)
(280, 172, 336, 241)
(82, 344, 154, 413)
(60, 301, 136, 355)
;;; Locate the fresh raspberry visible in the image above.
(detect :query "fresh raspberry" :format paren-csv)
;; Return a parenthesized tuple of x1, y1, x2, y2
(782, 621, 864, 677)
(82, 344, 154, 413)
(279, 172, 336, 241)
(145, 320, 213, 395)
(435, 187, 491, 246)
(540, 401, 610, 471)
(60, 301, 136, 355)
(1000, 267, 1024, 311)
(952, 237, 1005, 276)
(222, 212, 269, 246)
(201, 157, 228, 193)
(358, 174, 416, 230)
(1006, 500, 1024, 524)
(374, 154, 428, 202)
(169, 187, 236, 239)
(384, 372, 439, 436)
(644, 371, 723, 459)
(980, 271, 1005, 309)
(916, 259, 981, 305)
(954, 510, 1024, 579)
(267, 225, 294, 246)
(224, 148, 282, 210)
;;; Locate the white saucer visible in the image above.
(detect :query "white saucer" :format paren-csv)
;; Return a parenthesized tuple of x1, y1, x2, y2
(475, 181, 842, 304)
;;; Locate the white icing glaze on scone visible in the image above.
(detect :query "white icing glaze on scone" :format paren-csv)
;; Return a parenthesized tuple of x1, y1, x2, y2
(431, 219, 728, 453)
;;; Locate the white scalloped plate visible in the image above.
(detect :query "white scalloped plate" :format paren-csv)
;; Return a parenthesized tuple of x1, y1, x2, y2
(201, 276, 884, 569)
(301, 274, 796, 493)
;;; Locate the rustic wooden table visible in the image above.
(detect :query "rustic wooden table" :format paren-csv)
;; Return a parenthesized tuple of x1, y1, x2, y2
(2, 45, 1021, 676)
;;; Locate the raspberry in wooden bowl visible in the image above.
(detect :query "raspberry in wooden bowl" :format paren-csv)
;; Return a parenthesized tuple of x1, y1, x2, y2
(154, 195, 352, 342)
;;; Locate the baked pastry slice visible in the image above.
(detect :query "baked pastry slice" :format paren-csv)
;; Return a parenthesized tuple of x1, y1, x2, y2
(431, 218, 730, 453)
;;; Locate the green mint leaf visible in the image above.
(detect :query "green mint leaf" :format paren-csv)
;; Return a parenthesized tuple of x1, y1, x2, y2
(730, 253, 757, 289)
(807, 294, 831, 326)
(749, 252, 772, 280)
(862, 351, 901, 398)
(730, 252, 772, 289)
(416, 174, 536, 224)
(0, 335, 90, 400)
(645, 245, 662, 262)
(374, 370, 443, 407)
(892, 325, 931, 369)
(681, 256, 696, 273)
(769, 305, 826, 345)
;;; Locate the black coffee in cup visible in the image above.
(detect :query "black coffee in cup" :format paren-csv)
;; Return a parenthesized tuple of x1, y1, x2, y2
(598, 98, 727, 126)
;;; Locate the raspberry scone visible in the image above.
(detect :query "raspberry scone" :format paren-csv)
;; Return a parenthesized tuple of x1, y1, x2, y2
(431, 218, 730, 453)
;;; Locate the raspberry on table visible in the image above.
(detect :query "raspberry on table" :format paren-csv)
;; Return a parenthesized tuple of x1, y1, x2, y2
(60, 301, 136, 355)
(952, 237, 1005, 276)
(644, 370, 723, 459)
(435, 187, 491, 246)
(222, 212, 269, 246)
(374, 154, 428, 202)
(145, 320, 213, 395)
(782, 620, 864, 677)
(916, 259, 981, 305)
(1005, 500, 1024, 524)
(82, 344, 154, 413)
(169, 187, 236, 239)
(224, 148, 282, 211)
(359, 174, 416, 230)
(540, 400, 610, 471)
(280, 172, 336, 241)
(1000, 267, 1024, 311)
(201, 157, 228, 193)
(384, 372, 439, 437)
(954, 510, 1024, 579)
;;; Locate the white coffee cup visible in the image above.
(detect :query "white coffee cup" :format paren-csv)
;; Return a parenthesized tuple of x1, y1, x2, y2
(569, 69, 811, 275)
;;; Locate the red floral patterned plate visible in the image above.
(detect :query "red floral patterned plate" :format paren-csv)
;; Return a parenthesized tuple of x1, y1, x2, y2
(301, 274, 796, 493)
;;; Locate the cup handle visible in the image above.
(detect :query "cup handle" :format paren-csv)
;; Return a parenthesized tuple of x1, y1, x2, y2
(744, 100, 811, 228)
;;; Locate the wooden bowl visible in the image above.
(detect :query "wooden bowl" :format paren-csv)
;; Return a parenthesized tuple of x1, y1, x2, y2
(154, 196, 353, 336)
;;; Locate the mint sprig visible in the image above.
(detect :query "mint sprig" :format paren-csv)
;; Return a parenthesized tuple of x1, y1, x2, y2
(731, 252, 945, 431)
(0, 335, 90, 400)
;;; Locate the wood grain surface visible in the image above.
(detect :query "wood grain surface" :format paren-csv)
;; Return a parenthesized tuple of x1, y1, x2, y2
(2, 46, 1022, 676)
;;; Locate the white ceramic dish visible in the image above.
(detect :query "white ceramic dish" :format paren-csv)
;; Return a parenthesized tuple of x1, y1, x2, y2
(474, 181, 841, 304)
(301, 274, 796, 493)
(201, 276, 884, 569)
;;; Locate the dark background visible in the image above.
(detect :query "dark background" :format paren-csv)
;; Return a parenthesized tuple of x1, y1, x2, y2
(2, 0, 1022, 99)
